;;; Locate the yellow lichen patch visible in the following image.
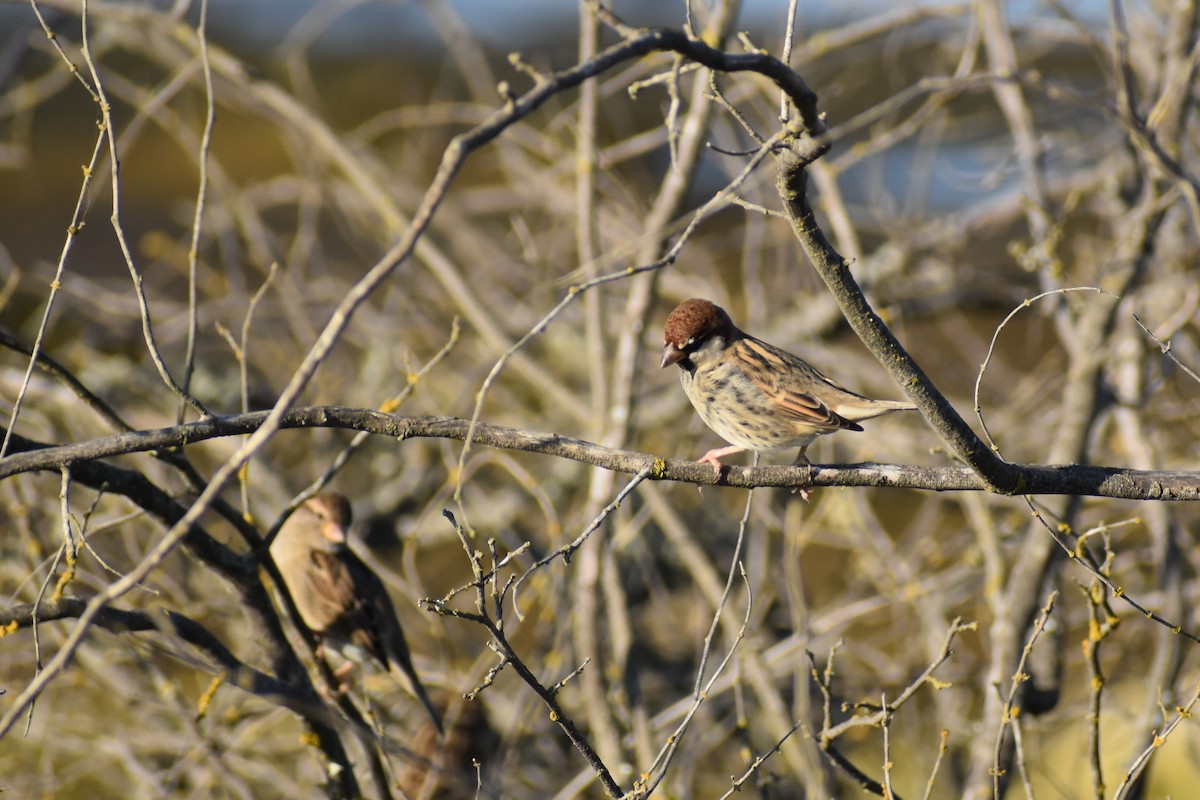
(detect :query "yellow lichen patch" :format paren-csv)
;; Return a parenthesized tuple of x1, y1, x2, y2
(196, 674, 224, 720)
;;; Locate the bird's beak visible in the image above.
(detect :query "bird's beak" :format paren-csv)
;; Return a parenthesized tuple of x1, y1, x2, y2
(661, 343, 685, 368)
(322, 522, 347, 544)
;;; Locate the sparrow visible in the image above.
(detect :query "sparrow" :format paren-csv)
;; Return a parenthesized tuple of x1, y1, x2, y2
(661, 298, 916, 476)
(270, 492, 444, 734)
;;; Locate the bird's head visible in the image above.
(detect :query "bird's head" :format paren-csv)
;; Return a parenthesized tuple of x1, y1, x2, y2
(661, 298, 736, 369)
(303, 492, 352, 550)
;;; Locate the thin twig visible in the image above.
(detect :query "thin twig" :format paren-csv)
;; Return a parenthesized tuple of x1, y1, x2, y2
(0, 126, 105, 459)
(920, 730, 950, 800)
(974, 287, 1109, 454)
(636, 459, 759, 796)
(178, 0, 215, 421)
(512, 464, 653, 617)
(1133, 312, 1200, 387)
(636, 563, 754, 798)
(78, 0, 209, 418)
(1113, 677, 1200, 800)
(716, 719, 805, 799)
(427, 511, 624, 798)
(991, 592, 1057, 797)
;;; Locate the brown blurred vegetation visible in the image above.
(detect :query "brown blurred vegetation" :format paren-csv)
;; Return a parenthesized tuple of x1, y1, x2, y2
(1, 1, 1200, 798)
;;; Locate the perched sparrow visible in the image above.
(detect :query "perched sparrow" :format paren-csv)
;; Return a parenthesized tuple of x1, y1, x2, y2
(270, 493, 443, 734)
(661, 298, 916, 474)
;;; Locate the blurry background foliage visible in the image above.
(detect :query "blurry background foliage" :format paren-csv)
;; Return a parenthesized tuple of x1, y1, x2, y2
(1, 0, 1199, 798)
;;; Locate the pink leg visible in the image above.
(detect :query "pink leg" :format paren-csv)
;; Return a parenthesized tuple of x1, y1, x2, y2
(792, 446, 812, 501)
(315, 644, 354, 698)
(698, 444, 746, 476)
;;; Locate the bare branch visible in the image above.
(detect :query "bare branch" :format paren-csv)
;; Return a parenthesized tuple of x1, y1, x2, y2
(4, 409, 1200, 500)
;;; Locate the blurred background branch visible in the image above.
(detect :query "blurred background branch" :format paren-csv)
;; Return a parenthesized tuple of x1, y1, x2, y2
(1, 0, 1199, 798)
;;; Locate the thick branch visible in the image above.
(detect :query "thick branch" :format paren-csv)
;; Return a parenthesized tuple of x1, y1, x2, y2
(775, 151, 1023, 493)
(2, 598, 295, 700)
(2, 409, 1197, 500)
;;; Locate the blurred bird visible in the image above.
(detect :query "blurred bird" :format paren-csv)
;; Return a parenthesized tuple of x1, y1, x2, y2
(270, 493, 443, 734)
(661, 298, 916, 476)
(398, 696, 498, 800)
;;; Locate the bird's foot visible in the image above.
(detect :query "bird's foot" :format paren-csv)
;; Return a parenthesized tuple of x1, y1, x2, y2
(697, 453, 723, 477)
(697, 445, 747, 479)
(319, 677, 352, 702)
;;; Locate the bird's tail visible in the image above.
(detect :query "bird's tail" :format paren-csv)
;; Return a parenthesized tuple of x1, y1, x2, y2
(838, 399, 918, 422)
(393, 665, 445, 736)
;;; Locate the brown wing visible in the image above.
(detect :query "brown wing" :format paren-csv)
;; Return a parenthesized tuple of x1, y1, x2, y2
(332, 551, 446, 734)
(307, 549, 390, 668)
(735, 337, 864, 432)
